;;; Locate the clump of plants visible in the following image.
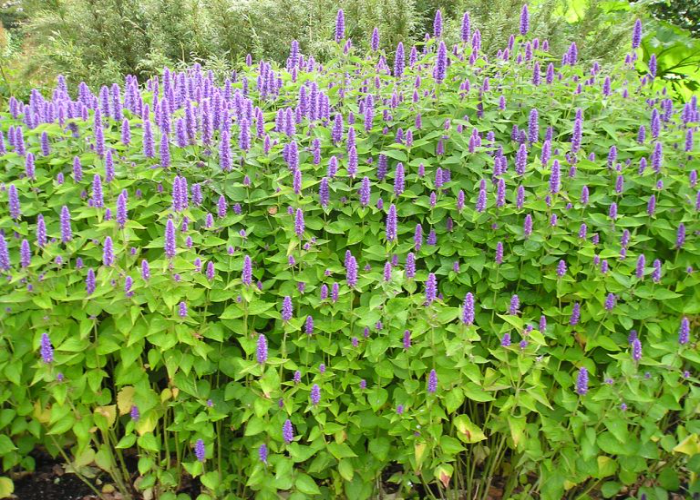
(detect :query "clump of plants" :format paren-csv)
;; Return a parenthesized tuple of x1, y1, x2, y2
(0, 6, 698, 500)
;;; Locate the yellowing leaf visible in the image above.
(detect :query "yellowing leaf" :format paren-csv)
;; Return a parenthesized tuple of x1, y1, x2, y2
(0, 477, 14, 497)
(117, 387, 135, 416)
(135, 412, 158, 436)
(454, 415, 486, 443)
(414, 442, 428, 471)
(674, 433, 700, 456)
(94, 405, 117, 427)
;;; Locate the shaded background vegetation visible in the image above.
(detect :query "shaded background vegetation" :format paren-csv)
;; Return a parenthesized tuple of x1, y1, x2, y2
(0, 0, 697, 98)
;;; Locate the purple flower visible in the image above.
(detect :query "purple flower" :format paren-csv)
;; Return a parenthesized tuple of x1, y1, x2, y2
(305, 315, 314, 335)
(523, 214, 533, 238)
(679, 317, 690, 345)
(509, 294, 520, 315)
(386, 204, 398, 242)
(476, 180, 487, 212)
(383, 261, 392, 282)
(604, 293, 616, 311)
(293, 371, 302, 384)
(178, 301, 187, 318)
(282, 296, 293, 322)
(516, 144, 528, 175)
(102, 237, 114, 267)
(6, 184, 20, 220)
(359, 177, 371, 206)
(632, 19, 642, 49)
(406, 253, 415, 278)
(632, 338, 642, 362)
(130, 405, 140, 422)
(0, 235, 10, 271)
(570, 302, 581, 326)
(550, 160, 561, 194)
(319, 177, 330, 207)
(434, 41, 447, 83)
(242, 255, 252, 286)
(116, 190, 128, 228)
(40, 333, 53, 364)
(425, 273, 437, 305)
(194, 439, 205, 462)
(257, 334, 268, 364)
(609, 202, 618, 220)
(141, 260, 150, 281)
(164, 219, 176, 259)
(414, 224, 423, 251)
(501, 333, 511, 347)
(676, 223, 686, 248)
(283, 419, 294, 443)
(346, 255, 358, 288)
(371, 27, 380, 51)
(86, 268, 96, 295)
(652, 259, 662, 283)
(295, 208, 305, 238)
(394, 163, 405, 197)
(576, 367, 589, 396)
(461, 12, 471, 42)
(427, 369, 438, 393)
(402, 330, 411, 350)
(495, 242, 504, 264)
(462, 293, 475, 325)
(259, 444, 268, 464)
(556, 260, 567, 278)
(520, 4, 529, 35)
(335, 9, 345, 43)
(636, 254, 646, 279)
(124, 276, 134, 297)
(310, 384, 321, 405)
(394, 42, 405, 78)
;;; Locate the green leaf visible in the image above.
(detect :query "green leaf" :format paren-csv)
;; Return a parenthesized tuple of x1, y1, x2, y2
(295, 473, 321, 495)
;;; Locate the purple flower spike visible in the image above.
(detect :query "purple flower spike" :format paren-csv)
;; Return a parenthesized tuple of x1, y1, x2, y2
(242, 255, 252, 286)
(520, 4, 529, 36)
(462, 293, 475, 325)
(40, 333, 54, 364)
(259, 444, 268, 464)
(570, 302, 581, 326)
(86, 268, 96, 295)
(403, 330, 411, 350)
(425, 273, 437, 305)
(556, 260, 567, 278)
(283, 419, 294, 443)
(346, 255, 358, 288)
(335, 9, 345, 43)
(295, 208, 305, 238)
(164, 219, 176, 259)
(576, 367, 589, 396)
(305, 315, 314, 335)
(501, 333, 511, 347)
(194, 439, 205, 462)
(8, 184, 20, 219)
(141, 260, 150, 281)
(604, 293, 616, 311)
(257, 334, 268, 364)
(282, 296, 293, 322)
(310, 384, 321, 405)
(631, 338, 642, 362)
(632, 19, 642, 49)
(427, 369, 438, 393)
(386, 204, 398, 242)
(130, 405, 140, 422)
(676, 223, 686, 248)
(103, 236, 114, 267)
(178, 301, 187, 318)
(636, 254, 645, 279)
(509, 294, 520, 315)
(679, 317, 690, 345)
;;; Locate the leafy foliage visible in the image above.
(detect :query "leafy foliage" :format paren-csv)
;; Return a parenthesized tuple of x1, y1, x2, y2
(0, 6, 700, 500)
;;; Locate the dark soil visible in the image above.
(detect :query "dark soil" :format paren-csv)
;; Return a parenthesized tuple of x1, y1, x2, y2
(9, 450, 201, 500)
(13, 459, 99, 500)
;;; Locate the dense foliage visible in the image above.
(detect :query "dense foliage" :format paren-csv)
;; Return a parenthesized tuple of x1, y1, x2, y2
(1, 5, 699, 500)
(1, 0, 636, 90)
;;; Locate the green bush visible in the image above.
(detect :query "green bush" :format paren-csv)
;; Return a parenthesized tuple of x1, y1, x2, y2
(0, 6, 699, 500)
